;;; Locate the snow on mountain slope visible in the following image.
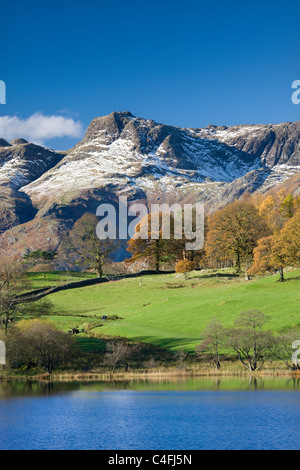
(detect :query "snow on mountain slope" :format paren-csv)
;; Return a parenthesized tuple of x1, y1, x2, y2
(0, 112, 299, 257)
(0, 139, 65, 232)
(189, 121, 300, 167)
(20, 112, 262, 204)
(0, 138, 64, 190)
(20, 112, 300, 210)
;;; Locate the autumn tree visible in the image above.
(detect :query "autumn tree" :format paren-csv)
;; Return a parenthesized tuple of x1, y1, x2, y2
(248, 235, 286, 281)
(249, 211, 300, 281)
(257, 195, 279, 231)
(276, 211, 300, 268)
(267, 234, 287, 282)
(206, 198, 269, 274)
(127, 212, 179, 273)
(280, 193, 295, 221)
(63, 213, 118, 277)
(248, 236, 275, 275)
(189, 248, 208, 269)
(175, 259, 195, 279)
(257, 191, 297, 232)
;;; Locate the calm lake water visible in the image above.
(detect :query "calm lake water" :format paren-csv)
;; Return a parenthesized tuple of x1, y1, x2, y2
(0, 377, 300, 450)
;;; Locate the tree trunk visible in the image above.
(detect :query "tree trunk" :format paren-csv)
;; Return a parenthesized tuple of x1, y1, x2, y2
(96, 259, 103, 278)
(279, 266, 284, 282)
(155, 240, 160, 273)
(235, 251, 241, 273)
(244, 258, 251, 280)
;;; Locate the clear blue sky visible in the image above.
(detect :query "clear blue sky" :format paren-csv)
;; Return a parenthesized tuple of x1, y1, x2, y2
(1, 0, 300, 149)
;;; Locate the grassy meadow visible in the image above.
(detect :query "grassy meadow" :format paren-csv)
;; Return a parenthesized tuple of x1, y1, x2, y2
(26, 269, 300, 353)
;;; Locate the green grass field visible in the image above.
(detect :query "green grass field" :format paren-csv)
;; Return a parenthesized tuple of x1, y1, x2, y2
(27, 269, 300, 353)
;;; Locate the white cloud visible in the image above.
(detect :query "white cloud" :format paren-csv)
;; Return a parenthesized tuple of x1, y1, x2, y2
(0, 112, 84, 146)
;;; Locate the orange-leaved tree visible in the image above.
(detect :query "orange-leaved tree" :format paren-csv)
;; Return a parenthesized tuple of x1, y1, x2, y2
(175, 259, 195, 279)
(206, 198, 269, 273)
(249, 211, 300, 281)
(127, 212, 180, 273)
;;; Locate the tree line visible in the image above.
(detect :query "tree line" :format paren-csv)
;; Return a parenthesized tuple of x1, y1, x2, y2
(19, 190, 300, 281)
(126, 191, 300, 280)
(196, 309, 300, 372)
(2, 310, 300, 375)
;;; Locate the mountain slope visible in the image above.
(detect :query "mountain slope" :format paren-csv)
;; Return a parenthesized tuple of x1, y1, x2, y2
(0, 112, 299, 257)
(192, 121, 300, 166)
(0, 139, 65, 233)
(20, 112, 262, 206)
(0, 138, 65, 190)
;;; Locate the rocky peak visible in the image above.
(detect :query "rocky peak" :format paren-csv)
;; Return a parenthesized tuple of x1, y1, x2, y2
(0, 140, 65, 190)
(0, 138, 11, 148)
(0, 112, 299, 259)
(10, 138, 29, 145)
(77, 111, 136, 147)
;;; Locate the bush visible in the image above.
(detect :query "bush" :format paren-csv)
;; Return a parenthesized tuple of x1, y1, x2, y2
(6, 319, 76, 373)
(175, 259, 195, 279)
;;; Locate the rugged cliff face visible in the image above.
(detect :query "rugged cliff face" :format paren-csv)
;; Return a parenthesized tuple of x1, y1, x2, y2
(0, 111, 299, 257)
(0, 138, 64, 190)
(19, 112, 266, 206)
(0, 138, 65, 234)
(192, 121, 300, 167)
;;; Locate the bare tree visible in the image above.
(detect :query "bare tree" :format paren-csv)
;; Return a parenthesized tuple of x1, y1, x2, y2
(196, 318, 227, 369)
(0, 258, 30, 334)
(270, 331, 300, 370)
(103, 341, 132, 373)
(0, 258, 52, 335)
(228, 310, 273, 371)
(143, 356, 157, 370)
(175, 347, 188, 370)
(6, 319, 76, 373)
(63, 213, 118, 277)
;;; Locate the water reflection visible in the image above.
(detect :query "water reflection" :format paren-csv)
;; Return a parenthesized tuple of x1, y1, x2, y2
(289, 377, 300, 389)
(1, 375, 300, 399)
(0, 381, 81, 400)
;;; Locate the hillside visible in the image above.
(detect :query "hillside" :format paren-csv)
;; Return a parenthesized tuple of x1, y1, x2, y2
(27, 269, 300, 353)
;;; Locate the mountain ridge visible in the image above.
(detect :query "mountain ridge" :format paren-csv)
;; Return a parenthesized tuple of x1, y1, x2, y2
(0, 111, 299, 258)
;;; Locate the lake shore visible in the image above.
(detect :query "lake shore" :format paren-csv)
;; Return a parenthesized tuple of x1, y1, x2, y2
(1, 364, 300, 383)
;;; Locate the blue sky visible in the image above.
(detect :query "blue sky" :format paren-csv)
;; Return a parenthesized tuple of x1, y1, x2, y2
(1, 0, 300, 149)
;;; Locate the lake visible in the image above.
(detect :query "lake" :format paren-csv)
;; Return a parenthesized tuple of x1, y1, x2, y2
(0, 377, 300, 450)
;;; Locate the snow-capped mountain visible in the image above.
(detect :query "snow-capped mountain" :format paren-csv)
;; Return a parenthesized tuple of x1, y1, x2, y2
(0, 138, 64, 190)
(0, 111, 299, 257)
(0, 138, 64, 233)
